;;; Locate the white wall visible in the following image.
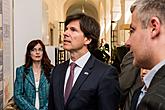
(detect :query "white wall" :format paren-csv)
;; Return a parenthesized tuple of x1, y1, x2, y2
(14, 0, 42, 70)
(46, 46, 56, 66)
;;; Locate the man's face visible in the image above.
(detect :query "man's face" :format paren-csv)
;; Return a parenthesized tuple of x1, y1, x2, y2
(63, 20, 91, 53)
(125, 10, 151, 68)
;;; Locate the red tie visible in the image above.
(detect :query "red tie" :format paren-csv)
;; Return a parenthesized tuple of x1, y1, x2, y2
(64, 62, 76, 103)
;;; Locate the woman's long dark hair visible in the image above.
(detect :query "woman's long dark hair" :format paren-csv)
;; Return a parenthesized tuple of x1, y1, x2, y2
(24, 39, 54, 81)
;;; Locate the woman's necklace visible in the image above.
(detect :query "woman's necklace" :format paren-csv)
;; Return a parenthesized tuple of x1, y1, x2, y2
(34, 72, 38, 75)
(33, 69, 41, 82)
(33, 67, 41, 75)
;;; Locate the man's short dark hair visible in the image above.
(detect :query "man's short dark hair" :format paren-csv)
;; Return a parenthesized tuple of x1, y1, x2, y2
(65, 13, 100, 53)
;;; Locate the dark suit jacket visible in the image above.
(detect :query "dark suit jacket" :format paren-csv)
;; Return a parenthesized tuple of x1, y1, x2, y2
(137, 65, 165, 110)
(119, 51, 142, 110)
(130, 86, 143, 110)
(48, 55, 121, 110)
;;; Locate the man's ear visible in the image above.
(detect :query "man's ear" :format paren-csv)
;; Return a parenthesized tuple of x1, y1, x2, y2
(84, 37, 92, 45)
(149, 16, 160, 38)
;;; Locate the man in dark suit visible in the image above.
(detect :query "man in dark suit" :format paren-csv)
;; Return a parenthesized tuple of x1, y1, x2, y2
(48, 13, 121, 110)
(126, 0, 165, 109)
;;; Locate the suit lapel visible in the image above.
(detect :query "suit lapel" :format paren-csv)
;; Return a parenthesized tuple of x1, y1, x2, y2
(39, 70, 47, 87)
(57, 61, 69, 108)
(149, 65, 165, 90)
(25, 67, 35, 87)
(66, 55, 95, 104)
(131, 86, 143, 110)
(137, 65, 165, 109)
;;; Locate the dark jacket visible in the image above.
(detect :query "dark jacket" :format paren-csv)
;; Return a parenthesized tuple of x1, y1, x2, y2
(137, 65, 165, 110)
(48, 55, 121, 110)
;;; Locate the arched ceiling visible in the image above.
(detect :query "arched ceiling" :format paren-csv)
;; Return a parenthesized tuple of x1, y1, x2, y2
(64, 0, 99, 21)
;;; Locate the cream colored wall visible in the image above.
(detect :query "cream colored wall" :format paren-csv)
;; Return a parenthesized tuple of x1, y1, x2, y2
(43, 0, 65, 46)
(117, 0, 135, 46)
(14, 0, 42, 72)
(44, 0, 65, 22)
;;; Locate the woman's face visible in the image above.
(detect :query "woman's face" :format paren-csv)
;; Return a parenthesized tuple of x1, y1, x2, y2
(30, 43, 43, 62)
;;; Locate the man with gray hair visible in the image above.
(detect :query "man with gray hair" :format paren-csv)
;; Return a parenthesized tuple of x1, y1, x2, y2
(126, 0, 165, 110)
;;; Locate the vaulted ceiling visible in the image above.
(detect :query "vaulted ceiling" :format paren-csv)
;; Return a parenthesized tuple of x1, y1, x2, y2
(43, 0, 135, 45)
(64, 0, 100, 21)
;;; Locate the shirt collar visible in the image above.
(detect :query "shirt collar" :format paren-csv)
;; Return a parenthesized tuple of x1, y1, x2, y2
(144, 59, 165, 89)
(69, 51, 91, 68)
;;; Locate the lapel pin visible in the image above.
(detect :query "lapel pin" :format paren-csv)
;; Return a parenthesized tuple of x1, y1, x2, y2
(84, 72, 89, 75)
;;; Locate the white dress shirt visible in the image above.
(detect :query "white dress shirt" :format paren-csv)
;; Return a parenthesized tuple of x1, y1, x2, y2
(64, 51, 91, 94)
(137, 59, 165, 107)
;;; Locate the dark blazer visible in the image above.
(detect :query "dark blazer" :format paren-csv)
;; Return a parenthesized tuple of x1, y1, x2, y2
(14, 65, 50, 110)
(137, 65, 165, 110)
(130, 86, 143, 110)
(48, 55, 121, 110)
(119, 51, 142, 110)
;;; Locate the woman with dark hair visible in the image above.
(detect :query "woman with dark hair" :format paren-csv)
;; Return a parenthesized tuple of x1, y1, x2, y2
(14, 39, 54, 110)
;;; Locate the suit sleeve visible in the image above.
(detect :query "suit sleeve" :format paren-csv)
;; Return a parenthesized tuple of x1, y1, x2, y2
(14, 67, 37, 110)
(98, 66, 121, 110)
(119, 51, 140, 94)
(48, 69, 55, 110)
